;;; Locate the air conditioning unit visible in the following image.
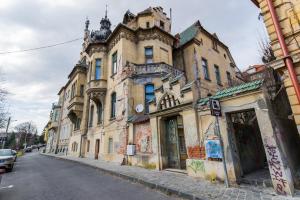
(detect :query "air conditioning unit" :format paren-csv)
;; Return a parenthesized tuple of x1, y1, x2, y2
(127, 145, 136, 156)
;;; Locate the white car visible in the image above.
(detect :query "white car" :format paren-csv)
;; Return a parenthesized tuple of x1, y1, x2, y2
(0, 149, 15, 172)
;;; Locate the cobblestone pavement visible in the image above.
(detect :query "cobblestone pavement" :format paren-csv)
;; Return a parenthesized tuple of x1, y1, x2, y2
(42, 153, 300, 200)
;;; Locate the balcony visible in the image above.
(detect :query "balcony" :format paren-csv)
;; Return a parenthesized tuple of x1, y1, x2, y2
(67, 96, 84, 121)
(86, 79, 107, 103)
(122, 62, 183, 78)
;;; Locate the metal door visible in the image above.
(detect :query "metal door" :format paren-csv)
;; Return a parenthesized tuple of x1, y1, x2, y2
(166, 118, 180, 169)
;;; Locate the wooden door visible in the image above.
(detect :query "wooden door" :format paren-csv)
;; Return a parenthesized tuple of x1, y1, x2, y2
(95, 139, 100, 160)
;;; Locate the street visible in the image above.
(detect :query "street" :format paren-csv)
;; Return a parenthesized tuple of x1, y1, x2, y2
(0, 152, 178, 200)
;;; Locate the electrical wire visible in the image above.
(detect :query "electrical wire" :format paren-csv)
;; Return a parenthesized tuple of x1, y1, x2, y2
(0, 37, 83, 55)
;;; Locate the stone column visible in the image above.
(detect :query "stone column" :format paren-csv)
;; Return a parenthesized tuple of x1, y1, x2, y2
(255, 108, 294, 195)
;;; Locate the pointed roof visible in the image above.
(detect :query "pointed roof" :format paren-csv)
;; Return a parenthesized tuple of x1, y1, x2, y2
(178, 21, 201, 47)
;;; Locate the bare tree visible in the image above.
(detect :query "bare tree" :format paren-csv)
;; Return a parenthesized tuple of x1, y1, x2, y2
(259, 37, 276, 64)
(14, 121, 38, 148)
(0, 69, 8, 129)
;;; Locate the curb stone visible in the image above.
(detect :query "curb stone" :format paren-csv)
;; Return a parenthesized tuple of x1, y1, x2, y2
(41, 153, 205, 200)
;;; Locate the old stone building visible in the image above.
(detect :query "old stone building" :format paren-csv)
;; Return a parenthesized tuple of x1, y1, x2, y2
(45, 5, 300, 196)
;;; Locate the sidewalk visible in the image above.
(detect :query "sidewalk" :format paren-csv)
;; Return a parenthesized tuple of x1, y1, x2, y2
(41, 153, 300, 200)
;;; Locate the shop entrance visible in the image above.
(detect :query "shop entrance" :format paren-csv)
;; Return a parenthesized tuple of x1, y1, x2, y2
(229, 109, 270, 183)
(165, 116, 187, 169)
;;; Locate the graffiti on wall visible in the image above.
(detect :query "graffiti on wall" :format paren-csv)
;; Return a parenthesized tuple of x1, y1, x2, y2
(265, 144, 288, 195)
(205, 140, 222, 159)
(135, 122, 152, 153)
(187, 146, 201, 159)
(187, 159, 205, 173)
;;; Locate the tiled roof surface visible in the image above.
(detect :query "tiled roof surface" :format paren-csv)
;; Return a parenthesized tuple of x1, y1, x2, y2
(179, 22, 199, 47)
(197, 80, 263, 106)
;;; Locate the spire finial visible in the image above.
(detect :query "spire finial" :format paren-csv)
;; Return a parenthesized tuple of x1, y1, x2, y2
(105, 5, 108, 18)
(85, 16, 90, 31)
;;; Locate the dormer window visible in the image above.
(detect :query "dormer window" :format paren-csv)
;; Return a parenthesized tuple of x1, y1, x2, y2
(212, 40, 218, 51)
(160, 21, 164, 30)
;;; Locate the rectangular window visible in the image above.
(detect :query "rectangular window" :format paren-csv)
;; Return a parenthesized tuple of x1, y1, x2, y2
(108, 138, 113, 154)
(202, 58, 210, 80)
(95, 59, 101, 80)
(145, 84, 155, 113)
(80, 85, 84, 97)
(112, 52, 117, 75)
(146, 22, 150, 28)
(214, 65, 221, 85)
(145, 47, 153, 64)
(111, 93, 116, 119)
(70, 83, 75, 99)
(226, 71, 232, 86)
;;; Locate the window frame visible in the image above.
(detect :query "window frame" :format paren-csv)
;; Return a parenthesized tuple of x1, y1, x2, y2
(201, 58, 210, 81)
(214, 65, 222, 85)
(110, 92, 116, 119)
(112, 52, 118, 76)
(144, 83, 155, 113)
(97, 101, 103, 124)
(95, 59, 102, 80)
(108, 138, 113, 154)
(89, 105, 94, 127)
(145, 46, 153, 64)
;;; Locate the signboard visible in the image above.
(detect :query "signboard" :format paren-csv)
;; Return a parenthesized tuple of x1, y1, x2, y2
(205, 139, 222, 159)
(209, 99, 222, 116)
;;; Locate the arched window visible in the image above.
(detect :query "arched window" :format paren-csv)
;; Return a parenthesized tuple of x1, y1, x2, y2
(111, 92, 116, 118)
(145, 84, 155, 113)
(159, 93, 180, 110)
(97, 102, 103, 124)
(89, 105, 94, 127)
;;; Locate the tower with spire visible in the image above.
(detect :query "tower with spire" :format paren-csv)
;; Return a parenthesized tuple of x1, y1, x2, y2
(90, 5, 112, 42)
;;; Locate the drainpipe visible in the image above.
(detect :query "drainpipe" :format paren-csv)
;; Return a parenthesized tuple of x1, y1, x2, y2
(266, 0, 300, 103)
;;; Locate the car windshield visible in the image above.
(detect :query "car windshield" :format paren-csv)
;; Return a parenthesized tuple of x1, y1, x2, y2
(0, 149, 12, 156)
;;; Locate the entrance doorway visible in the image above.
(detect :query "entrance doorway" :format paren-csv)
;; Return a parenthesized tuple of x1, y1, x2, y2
(229, 109, 270, 183)
(165, 116, 187, 169)
(95, 139, 100, 160)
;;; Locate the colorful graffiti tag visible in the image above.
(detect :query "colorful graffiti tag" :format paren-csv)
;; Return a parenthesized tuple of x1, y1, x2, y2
(265, 144, 288, 195)
(187, 159, 205, 173)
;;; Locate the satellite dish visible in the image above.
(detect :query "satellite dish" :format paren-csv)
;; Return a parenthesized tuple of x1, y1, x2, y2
(135, 104, 144, 113)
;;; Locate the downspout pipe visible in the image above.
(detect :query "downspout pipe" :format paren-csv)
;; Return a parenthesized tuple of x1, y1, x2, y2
(266, 0, 300, 103)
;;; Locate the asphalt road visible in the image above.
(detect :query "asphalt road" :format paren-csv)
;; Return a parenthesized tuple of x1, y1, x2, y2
(0, 152, 178, 200)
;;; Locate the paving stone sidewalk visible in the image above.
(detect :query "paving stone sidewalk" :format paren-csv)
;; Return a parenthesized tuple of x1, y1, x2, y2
(41, 153, 300, 200)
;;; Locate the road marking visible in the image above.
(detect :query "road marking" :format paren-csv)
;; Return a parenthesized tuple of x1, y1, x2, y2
(0, 185, 14, 189)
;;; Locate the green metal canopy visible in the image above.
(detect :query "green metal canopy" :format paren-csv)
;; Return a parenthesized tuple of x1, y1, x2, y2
(197, 80, 263, 106)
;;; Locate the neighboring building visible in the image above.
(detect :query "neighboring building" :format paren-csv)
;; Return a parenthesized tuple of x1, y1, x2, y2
(242, 64, 266, 81)
(45, 103, 61, 153)
(245, 0, 300, 195)
(251, 0, 300, 134)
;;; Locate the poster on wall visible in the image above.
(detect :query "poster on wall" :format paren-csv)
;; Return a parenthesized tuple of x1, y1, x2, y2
(205, 139, 222, 159)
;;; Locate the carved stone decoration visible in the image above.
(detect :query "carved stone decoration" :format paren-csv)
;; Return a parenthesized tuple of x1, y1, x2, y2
(158, 92, 181, 110)
(90, 91, 106, 104)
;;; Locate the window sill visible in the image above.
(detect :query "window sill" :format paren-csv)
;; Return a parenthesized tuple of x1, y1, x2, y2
(205, 78, 211, 82)
(217, 83, 223, 86)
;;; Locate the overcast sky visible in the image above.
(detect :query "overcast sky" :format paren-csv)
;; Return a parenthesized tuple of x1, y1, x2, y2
(0, 0, 265, 133)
